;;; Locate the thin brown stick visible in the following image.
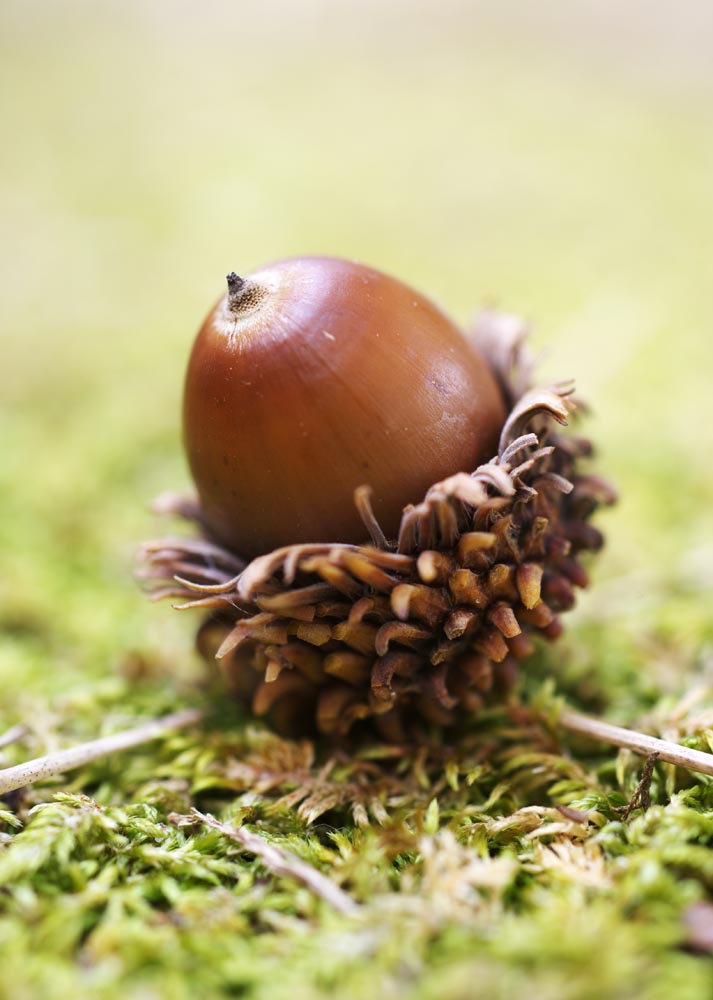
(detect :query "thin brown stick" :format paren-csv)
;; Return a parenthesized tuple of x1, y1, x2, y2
(560, 710, 713, 777)
(615, 752, 659, 820)
(186, 808, 358, 915)
(0, 709, 204, 795)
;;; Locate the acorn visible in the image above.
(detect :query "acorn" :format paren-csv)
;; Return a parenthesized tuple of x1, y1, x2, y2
(183, 258, 506, 558)
(141, 256, 615, 739)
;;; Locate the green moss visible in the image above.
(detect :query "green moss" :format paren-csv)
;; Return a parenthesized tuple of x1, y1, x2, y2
(3, 2, 713, 997)
(3, 677, 713, 999)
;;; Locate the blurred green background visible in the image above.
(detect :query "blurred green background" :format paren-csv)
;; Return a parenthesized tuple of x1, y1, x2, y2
(2, 0, 713, 704)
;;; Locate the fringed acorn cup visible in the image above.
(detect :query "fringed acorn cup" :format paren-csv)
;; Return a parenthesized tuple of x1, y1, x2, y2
(139, 258, 615, 742)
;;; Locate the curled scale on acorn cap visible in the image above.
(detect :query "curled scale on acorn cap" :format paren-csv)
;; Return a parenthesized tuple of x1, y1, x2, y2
(140, 257, 615, 740)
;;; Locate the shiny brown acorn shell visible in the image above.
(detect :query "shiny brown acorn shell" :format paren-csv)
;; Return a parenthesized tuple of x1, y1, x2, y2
(140, 311, 614, 740)
(183, 257, 506, 560)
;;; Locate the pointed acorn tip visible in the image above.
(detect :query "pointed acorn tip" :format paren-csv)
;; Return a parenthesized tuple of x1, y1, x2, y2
(226, 272, 247, 311)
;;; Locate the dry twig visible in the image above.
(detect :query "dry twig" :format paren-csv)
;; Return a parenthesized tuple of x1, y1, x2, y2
(181, 808, 358, 915)
(0, 709, 204, 795)
(0, 725, 29, 751)
(560, 711, 713, 777)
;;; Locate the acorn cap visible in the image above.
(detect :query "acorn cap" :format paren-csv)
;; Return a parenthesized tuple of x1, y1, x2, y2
(140, 311, 615, 740)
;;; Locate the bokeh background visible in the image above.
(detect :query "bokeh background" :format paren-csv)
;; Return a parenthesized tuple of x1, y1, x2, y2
(2, 0, 713, 704)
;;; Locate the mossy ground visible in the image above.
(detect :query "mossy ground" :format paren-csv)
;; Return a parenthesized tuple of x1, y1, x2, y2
(2, 3, 713, 998)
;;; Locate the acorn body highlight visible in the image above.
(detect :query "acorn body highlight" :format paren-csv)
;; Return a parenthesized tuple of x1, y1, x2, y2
(183, 257, 505, 558)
